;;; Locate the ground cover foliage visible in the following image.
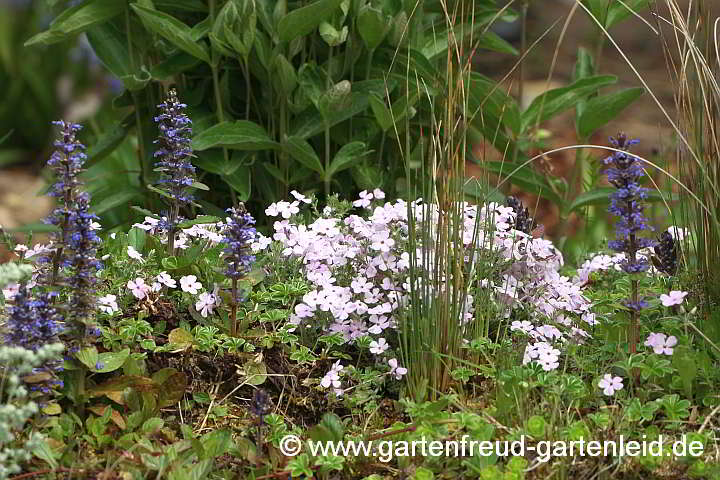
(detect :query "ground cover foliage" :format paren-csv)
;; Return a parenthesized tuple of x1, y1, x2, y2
(1, 0, 720, 479)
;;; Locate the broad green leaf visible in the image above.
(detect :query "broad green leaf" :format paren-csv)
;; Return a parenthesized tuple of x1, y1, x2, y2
(581, 0, 609, 26)
(369, 94, 393, 132)
(31, 437, 58, 469)
(93, 191, 142, 215)
(291, 92, 370, 139)
(86, 23, 131, 83)
(25, 0, 124, 46)
(357, 5, 388, 50)
(95, 349, 131, 373)
(75, 347, 99, 371)
(468, 73, 521, 135)
(201, 430, 232, 458)
(194, 148, 247, 176)
(572, 47, 595, 81)
(277, 0, 344, 43)
(481, 161, 563, 206)
(224, 166, 252, 201)
(151, 53, 201, 80)
(85, 114, 133, 167)
(192, 121, 277, 150)
(605, 0, 650, 29)
(521, 75, 617, 130)
(577, 87, 644, 139)
(283, 136, 324, 174)
(477, 31, 518, 55)
(568, 187, 678, 213)
(327, 142, 368, 178)
(131, 4, 210, 63)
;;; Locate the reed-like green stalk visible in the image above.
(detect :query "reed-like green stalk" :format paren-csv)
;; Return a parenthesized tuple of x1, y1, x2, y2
(661, 0, 720, 310)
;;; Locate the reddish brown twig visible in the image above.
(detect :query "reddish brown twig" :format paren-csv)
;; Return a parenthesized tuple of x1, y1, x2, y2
(10, 468, 84, 480)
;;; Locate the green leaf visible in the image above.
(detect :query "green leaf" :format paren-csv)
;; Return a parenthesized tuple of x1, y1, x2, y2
(521, 75, 617, 130)
(576, 87, 644, 139)
(477, 31, 518, 55)
(327, 142, 367, 178)
(92, 191, 142, 215)
(357, 5, 388, 50)
(283, 136, 324, 174)
(277, 0, 344, 43)
(75, 347, 99, 371)
(85, 114, 133, 167)
(568, 187, 678, 213)
(95, 349, 131, 373)
(25, 0, 124, 46)
(86, 23, 131, 84)
(605, 0, 650, 29)
(201, 430, 232, 458)
(175, 216, 220, 228)
(369, 94, 393, 132)
(32, 436, 58, 469)
(192, 121, 277, 150)
(131, 4, 210, 63)
(582, 0, 609, 26)
(572, 47, 595, 82)
(291, 92, 370, 139)
(224, 166, 252, 201)
(482, 161, 563, 206)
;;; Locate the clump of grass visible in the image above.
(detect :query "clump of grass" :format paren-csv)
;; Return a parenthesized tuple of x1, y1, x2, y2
(661, 0, 720, 310)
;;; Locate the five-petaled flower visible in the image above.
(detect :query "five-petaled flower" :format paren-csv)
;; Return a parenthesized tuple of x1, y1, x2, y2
(369, 338, 389, 355)
(180, 275, 202, 294)
(195, 292, 217, 318)
(127, 278, 151, 299)
(644, 333, 678, 355)
(660, 290, 688, 307)
(388, 358, 407, 379)
(598, 374, 623, 396)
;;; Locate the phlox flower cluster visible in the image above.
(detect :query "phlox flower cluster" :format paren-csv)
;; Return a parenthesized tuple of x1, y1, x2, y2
(263, 191, 597, 377)
(125, 272, 220, 318)
(573, 227, 687, 285)
(644, 332, 677, 355)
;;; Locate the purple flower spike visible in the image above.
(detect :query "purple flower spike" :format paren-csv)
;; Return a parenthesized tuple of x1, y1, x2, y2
(153, 89, 196, 212)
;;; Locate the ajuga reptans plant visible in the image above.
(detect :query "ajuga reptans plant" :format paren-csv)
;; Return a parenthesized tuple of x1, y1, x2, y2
(41, 121, 86, 284)
(653, 231, 679, 276)
(221, 206, 256, 336)
(153, 88, 197, 254)
(604, 133, 656, 353)
(505, 196, 537, 235)
(4, 285, 63, 394)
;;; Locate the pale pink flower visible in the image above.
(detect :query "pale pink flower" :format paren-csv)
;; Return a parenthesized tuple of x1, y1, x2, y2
(127, 246, 144, 262)
(195, 292, 217, 318)
(660, 290, 688, 307)
(369, 338, 389, 354)
(598, 374, 623, 396)
(127, 278, 151, 299)
(180, 275, 202, 295)
(388, 358, 407, 379)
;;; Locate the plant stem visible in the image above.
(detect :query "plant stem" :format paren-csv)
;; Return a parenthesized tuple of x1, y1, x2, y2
(230, 278, 238, 337)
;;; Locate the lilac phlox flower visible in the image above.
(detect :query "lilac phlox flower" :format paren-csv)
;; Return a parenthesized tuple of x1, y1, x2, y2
(127, 246, 143, 262)
(127, 278, 151, 299)
(369, 338, 389, 354)
(523, 341, 560, 371)
(180, 275, 202, 295)
(598, 374, 623, 396)
(98, 294, 119, 315)
(155, 271, 177, 289)
(388, 358, 407, 379)
(644, 333, 677, 355)
(510, 320, 534, 334)
(195, 292, 218, 318)
(660, 290, 688, 307)
(320, 361, 344, 389)
(290, 190, 311, 204)
(265, 200, 300, 219)
(353, 190, 374, 208)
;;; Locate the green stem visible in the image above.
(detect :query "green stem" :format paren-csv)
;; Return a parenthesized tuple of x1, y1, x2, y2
(230, 278, 238, 337)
